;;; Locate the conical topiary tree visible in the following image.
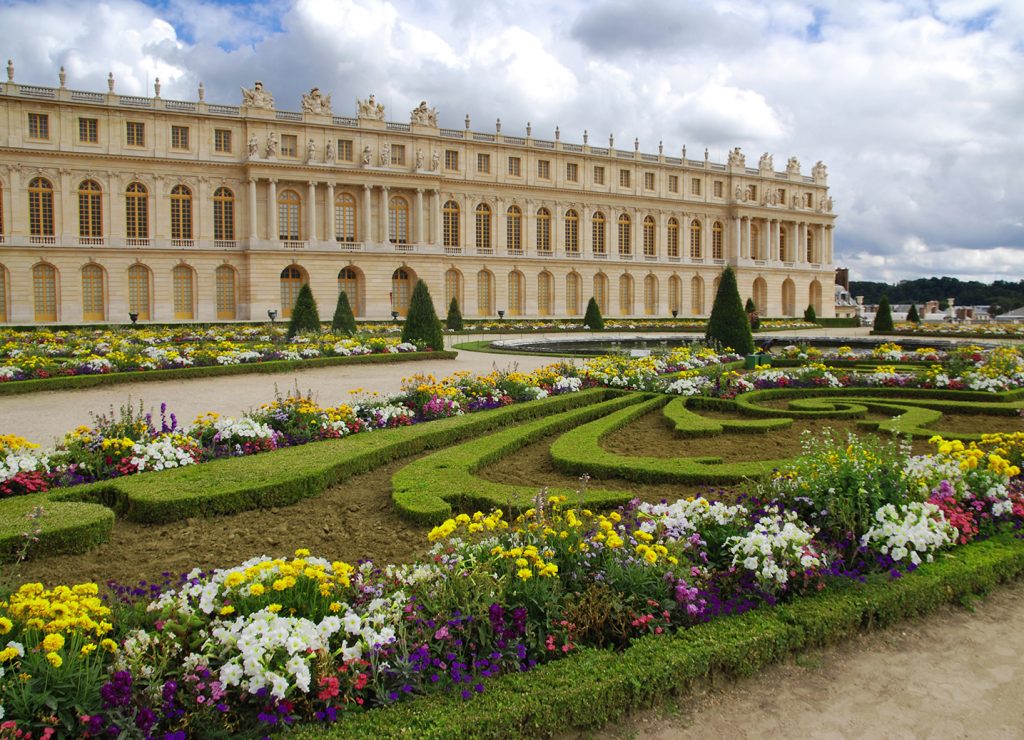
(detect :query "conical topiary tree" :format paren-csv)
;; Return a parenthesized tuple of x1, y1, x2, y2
(873, 295, 894, 332)
(331, 289, 357, 335)
(583, 297, 604, 330)
(401, 279, 445, 351)
(745, 297, 757, 313)
(804, 304, 817, 322)
(287, 283, 321, 337)
(907, 303, 921, 324)
(705, 266, 754, 354)
(446, 297, 464, 332)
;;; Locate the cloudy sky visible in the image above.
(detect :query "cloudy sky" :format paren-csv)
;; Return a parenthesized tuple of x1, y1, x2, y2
(3, 0, 1022, 283)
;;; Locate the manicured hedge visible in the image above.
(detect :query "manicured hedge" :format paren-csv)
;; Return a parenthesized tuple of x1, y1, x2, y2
(662, 397, 792, 437)
(0, 494, 114, 563)
(0, 351, 457, 396)
(295, 533, 1024, 739)
(734, 386, 1024, 418)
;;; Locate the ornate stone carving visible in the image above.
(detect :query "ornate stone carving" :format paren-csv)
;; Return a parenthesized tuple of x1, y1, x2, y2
(380, 142, 391, 167)
(265, 132, 278, 158)
(758, 152, 773, 171)
(431, 150, 440, 172)
(306, 138, 316, 162)
(415, 148, 425, 170)
(727, 147, 745, 168)
(325, 139, 335, 162)
(242, 81, 275, 109)
(301, 87, 332, 115)
(356, 94, 385, 120)
(812, 160, 828, 180)
(248, 134, 259, 158)
(786, 156, 801, 175)
(410, 100, 438, 126)
(361, 145, 372, 166)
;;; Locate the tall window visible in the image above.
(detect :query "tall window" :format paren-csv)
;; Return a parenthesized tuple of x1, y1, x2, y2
(32, 263, 58, 322)
(278, 189, 301, 240)
(216, 265, 237, 320)
(619, 274, 633, 315)
(691, 276, 704, 315)
(753, 278, 768, 313)
(0, 183, 4, 238)
(712, 221, 724, 260)
(565, 272, 581, 315)
(537, 160, 550, 179)
(506, 206, 522, 253)
(170, 185, 193, 241)
(170, 125, 190, 150)
(214, 129, 232, 153)
(508, 157, 521, 176)
(81, 264, 105, 321)
(475, 203, 492, 251)
(280, 135, 297, 157)
(508, 271, 524, 316)
(78, 117, 98, 143)
(338, 266, 362, 316)
(537, 272, 553, 316)
(668, 276, 681, 315)
(564, 209, 579, 253)
(644, 274, 657, 315)
(443, 200, 460, 248)
(172, 265, 195, 320)
(28, 177, 54, 237)
(0, 266, 7, 323)
(806, 231, 815, 263)
(592, 211, 606, 254)
(477, 153, 490, 174)
(566, 163, 578, 182)
(536, 208, 551, 252)
(337, 140, 353, 161)
(689, 219, 702, 259)
(280, 266, 306, 318)
(444, 150, 459, 170)
(128, 264, 151, 320)
(477, 270, 493, 316)
(391, 268, 412, 316)
(445, 268, 463, 310)
(691, 178, 701, 196)
(667, 218, 679, 257)
(78, 180, 102, 238)
(617, 213, 631, 256)
(593, 273, 608, 314)
(593, 166, 605, 185)
(213, 187, 235, 241)
(644, 172, 655, 190)
(643, 216, 656, 257)
(126, 121, 145, 147)
(751, 224, 762, 260)
(125, 182, 148, 240)
(619, 169, 631, 188)
(389, 197, 409, 244)
(778, 227, 788, 261)
(28, 113, 49, 140)
(335, 193, 357, 242)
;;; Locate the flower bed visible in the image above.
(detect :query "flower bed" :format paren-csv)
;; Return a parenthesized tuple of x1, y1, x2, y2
(881, 322, 1024, 339)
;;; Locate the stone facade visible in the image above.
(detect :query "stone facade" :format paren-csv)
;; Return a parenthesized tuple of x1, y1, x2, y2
(0, 67, 837, 324)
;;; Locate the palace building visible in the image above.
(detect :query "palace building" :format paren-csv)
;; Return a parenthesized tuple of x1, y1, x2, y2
(0, 63, 837, 324)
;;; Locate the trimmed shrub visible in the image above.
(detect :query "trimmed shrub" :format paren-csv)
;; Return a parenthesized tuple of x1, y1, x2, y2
(745, 297, 756, 313)
(705, 266, 754, 354)
(907, 303, 921, 323)
(446, 297, 464, 332)
(804, 304, 817, 322)
(402, 280, 445, 351)
(287, 283, 321, 337)
(583, 297, 604, 330)
(873, 295, 895, 332)
(331, 289, 357, 335)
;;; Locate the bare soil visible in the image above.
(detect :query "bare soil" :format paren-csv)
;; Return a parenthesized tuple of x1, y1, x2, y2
(931, 412, 1024, 435)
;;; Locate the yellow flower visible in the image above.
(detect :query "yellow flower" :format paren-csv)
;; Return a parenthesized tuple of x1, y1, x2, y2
(80, 643, 97, 656)
(224, 572, 246, 588)
(45, 652, 62, 668)
(643, 549, 659, 565)
(294, 548, 310, 557)
(516, 568, 533, 581)
(267, 604, 282, 613)
(329, 602, 342, 613)
(0, 617, 12, 634)
(41, 633, 65, 652)
(219, 605, 236, 616)
(249, 583, 266, 597)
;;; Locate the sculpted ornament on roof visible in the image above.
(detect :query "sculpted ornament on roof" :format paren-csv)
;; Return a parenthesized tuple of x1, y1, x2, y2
(758, 152, 773, 171)
(301, 87, 332, 115)
(813, 160, 828, 180)
(727, 147, 745, 168)
(410, 100, 438, 126)
(787, 156, 801, 175)
(357, 94, 385, 120)
(241, 81, 274, 109)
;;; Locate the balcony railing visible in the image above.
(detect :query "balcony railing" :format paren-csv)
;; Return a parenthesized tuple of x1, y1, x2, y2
(337, 240, 362, 251)
(214, 240, 237, 249)
(281, 240, 306, 249)
(30, 235, 56, 245)
(79, 237, 104, 246)
(171, 239, 194, 248)
(126, 238, 150, 247)
(395, 243, 415, 253)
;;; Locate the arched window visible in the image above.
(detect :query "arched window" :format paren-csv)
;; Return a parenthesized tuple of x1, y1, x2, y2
(78, 180, 102, 239)
(810, 279, 823, 315)
(644, 274, 658, 315)
(0, 264, 7, 323)
(643, 216, 656, 257)
(392, 267, 412, 316)
(170, 185, 193, 241)
(593, 273, 608, 314)
(508, 270, 525, 316)
(691, 275, 705, 315)
(337, 266, 363, 317)
(779, 226, 788, 262)
(618, 274, 634, 315)
(28, 177, 54, 237)
(475, 204, 492, 251)
(280, 265, 306, 318)
(172, 265, 195, 320)
(668, 275, 682, 315)
(128, 264, 151, 320)
(81, 263, 105, 321)
(32, 263, 58, 321)
(564, 209, 579, 254)
(617, 213, 631, 256)
(566, 272, 581, 315)
(667, 217, 680, 258)
(689, 219, 702, 259)
(592, 211, 606, 255)
(507, 205, 524, 254)
(213, 187, 235, 241)
(445, 268, 463, 310)
(781, 278, 796, 317)
(389, 196, 409, 244)
(125, 182, 148, 240)
(753, 277, 768, 314)
(335, 193, 357, 243)
(712, 221, 723, 260)
(537, 271, 553, 315)
(443, 200, 460, 248)
(536, 207, 551, 253)
(751, 223, 762, 260)
(278, 189, 301, 240)
(216, 265, 237, 320)
(476, 270, 493, 316)
(806, 230, 815, 263)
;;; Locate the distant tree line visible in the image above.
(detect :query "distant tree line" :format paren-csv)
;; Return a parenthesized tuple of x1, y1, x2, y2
(849, 277, 1024, 315)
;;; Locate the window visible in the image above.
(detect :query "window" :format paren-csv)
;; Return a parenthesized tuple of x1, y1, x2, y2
(593, 273, 608, 314)
(78, 180, 102, 238)
(712, 221, 724, 260)
(747, 185, 758, 201)
(536, 208, 551, 252)
(644, 172, 655, 190)
(214, 129, 232, 153)
(779, 227, 788, 261)
(79, 117, 98, 143)
(537, 160, 550, 179)
(27, 113, 49, 140)
(537, 272, 553, 316)
(391, 144, 406, 166)
(477, 153, 491, 174)
(280, 266, 306, 318)
(691, 178, 701, 196)
(592, 211, 606, 254)
(506, 206, 522, 253)
(338, 139, 353, 161)
(391, 268, 412, 316)
(335, 193, 357, 242)
(338, 267, 362, 316)
(128, 264, 151, 320)
(619, 169, 631, 188)
(619, 274, 634, 316)
(277, 189, 301, 240)
(667, 218, 679, 257)
(0, 183, 4, 240)
(617, 213, 631, 256)
(28, 177, 54, 237)
(644, 274, 657, 316)
(477, 270, 493, 316)
(668, 175, 679, 193)
(508, 156, 521, 176)
(445, 268, 463, 310)
(170, 185, 193, 241)
(0, 266, 6, 323)
(806, 231, 815, 262)
(82, 264, 105, 321)
(593, 166, 605, 185)
(777, 188, 786, 205)
(172, 265, 195, 320)
(566, 163, 578, 182)
(213, 187, 235, 241)
(805, 192, 813, 207)
(125, 183, 149, 240)
(668, 275, 681, 315)
(565, 273, 580, 315)
(689, 219, 702, 259)
(280, 134, 298, 158)
(171, 125, 190, 150)
(216, 265, 237, 319)
(691, 275, 704, 315)
(751, 223, 761, 259)
(508, 271, 524, 316)
(32, 264, 58, 322)
(442, 200, 460, 247)
(445, 150, 459, 170)
(126, 121, 145, 147)
(475, 203, 492, 251)
(713, 180, 723, 198)
(643, 216, 656, 257)
(389, 197, 409, 244)
(564, 209, 579, 253)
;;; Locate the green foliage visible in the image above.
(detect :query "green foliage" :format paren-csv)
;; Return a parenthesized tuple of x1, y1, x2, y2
(446, 297, 464, 332)
(287, 283, 321, 337)
(583, 297, 604, 330)
(705, 266, 754, 354)
(873, 295, 895, 332)
(331, 290, 357, 335)
(745, 297, 756, 313)
(803, 304, 817, 322)
(402, 280, 445, 351)
(662, 397, 792, 437)
(907, 303, 921, 323)
(849, 275, 1024, 314)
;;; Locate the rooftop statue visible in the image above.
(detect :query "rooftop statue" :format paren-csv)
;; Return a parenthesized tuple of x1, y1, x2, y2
(812, 160, 828, 180)
(786, 156, 801, 175)
(758, 152, 773, 171)
(241, 81, 274, 109)
(727, 147, 745, 168)
(410, 100, 438, 126)
(301, 87, 332, 115)
(357, 94, 385, 120)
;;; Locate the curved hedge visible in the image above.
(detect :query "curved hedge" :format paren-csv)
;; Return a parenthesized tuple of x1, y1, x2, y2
(662, 397, 792, 437)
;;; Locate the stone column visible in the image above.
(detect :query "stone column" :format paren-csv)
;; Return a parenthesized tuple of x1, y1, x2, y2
(632, 207, 640, 257)
(267, 179, 277, 241)
(363, 185, 372, 244)
(433, 190, 442, 245)
(771, 219, 780, 261)
(307, 181, 317, 242)
(415, 188, 424, 244)
(326, 183, 336, 243)
(797, 222, 806, 263)
(497, 198, 508, 251)
(701, 215, 709, 260)
(380, 186, 389, 244)
(743, 217, 751, 259)
(732, 216, 741, 260)
(248, 179, 258, 241)
(826, 225, 833, 263)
